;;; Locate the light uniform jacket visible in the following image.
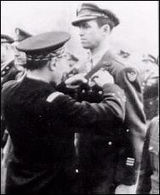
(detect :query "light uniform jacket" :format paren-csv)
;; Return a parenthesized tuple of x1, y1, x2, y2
(67, 50, 147, 193)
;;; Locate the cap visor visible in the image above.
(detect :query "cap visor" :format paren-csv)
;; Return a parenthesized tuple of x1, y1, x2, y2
(72, 16, 98, 26)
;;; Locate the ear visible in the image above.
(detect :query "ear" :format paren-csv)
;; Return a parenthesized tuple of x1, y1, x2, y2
(101, 24, 110, 34)
(48, 58, 56, 71)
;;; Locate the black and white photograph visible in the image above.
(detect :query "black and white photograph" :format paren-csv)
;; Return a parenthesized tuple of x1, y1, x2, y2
(1, 1, 159, 194)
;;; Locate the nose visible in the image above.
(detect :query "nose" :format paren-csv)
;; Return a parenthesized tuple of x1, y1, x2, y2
(79, 27, 85, 37)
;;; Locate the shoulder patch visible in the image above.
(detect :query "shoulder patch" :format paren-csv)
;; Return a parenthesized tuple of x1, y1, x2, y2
(126, 71, 137, 82)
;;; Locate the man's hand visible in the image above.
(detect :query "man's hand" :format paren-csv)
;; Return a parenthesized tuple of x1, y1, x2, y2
(91, 70, 114, 88)
(65, 73, 87, 88)
(115, 184, 137, 194)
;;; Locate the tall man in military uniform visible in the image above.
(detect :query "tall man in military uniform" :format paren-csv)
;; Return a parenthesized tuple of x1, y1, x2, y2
(66, 3, 147, 194)
(1, 31, 126, 194)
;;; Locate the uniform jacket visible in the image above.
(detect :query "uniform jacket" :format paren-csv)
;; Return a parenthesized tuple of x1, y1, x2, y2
(137, 116, 159, 194)
(103, 51, 147, 185)
(1, 76, 125, 194)
(61, 50, 147, 193)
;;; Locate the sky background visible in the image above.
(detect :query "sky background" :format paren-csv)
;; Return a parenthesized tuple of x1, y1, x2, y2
(1, 1, 159, 59)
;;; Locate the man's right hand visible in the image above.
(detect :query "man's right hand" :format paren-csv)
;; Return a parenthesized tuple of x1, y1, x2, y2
(91, 70, 114, 88)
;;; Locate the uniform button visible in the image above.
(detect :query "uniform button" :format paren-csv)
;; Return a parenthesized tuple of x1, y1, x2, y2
(108, 141, 112, 145)
(98, 91, 103, 95)
(126, 129, 130, 132)
(2, 71, 5, 75)
(75, 169, 79, 173)
(149, 146, 153, 151)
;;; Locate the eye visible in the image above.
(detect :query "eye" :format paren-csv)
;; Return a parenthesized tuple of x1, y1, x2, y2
(84, 23, 90, 28)
(79, 23, 91, 29)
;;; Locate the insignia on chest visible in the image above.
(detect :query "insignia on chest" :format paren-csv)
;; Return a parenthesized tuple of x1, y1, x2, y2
(126, 71, 137, 82)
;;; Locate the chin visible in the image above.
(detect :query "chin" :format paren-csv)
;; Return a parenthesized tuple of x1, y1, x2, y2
(82, 45, 92, 49)
(81, 41, 90, 49)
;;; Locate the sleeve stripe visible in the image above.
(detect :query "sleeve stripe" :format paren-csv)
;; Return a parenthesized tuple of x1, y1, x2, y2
(46, 92, 64, 103)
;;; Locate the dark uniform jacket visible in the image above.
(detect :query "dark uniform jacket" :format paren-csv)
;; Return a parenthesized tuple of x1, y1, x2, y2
(137, 116, 159, 194)
(1, 76, 125, 194)
(62, 50, 147, 193)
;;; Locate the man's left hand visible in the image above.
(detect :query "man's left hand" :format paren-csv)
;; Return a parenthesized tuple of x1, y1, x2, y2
(65, 73, 87, 88)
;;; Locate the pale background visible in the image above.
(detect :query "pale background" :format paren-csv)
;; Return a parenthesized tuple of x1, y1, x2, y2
(1, 1, 159, 60)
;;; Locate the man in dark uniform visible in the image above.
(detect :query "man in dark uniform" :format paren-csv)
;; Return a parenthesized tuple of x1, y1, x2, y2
(1, 31, 126, 194)
(1, 29, 32, 194)
(65, 3, 147, 194)
(1, 28, 32, 86)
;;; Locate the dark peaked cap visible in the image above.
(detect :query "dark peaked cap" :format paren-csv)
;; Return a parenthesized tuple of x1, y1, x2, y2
(72, 3, 119, 27)
(16, 31, 71, 55)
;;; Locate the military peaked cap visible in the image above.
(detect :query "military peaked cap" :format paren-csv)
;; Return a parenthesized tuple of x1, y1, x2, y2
(16, 31, 70, 55)
(16, 31, 71, 63)
(72, 3, 119, 27)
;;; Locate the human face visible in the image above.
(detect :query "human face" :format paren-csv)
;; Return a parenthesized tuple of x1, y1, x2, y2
(1, 43, 14, 64)
(1, 44, 7, 64)
(50, 55, 71, 85)
(13, 43, 27, 67)
(78, 20, 104, 50)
